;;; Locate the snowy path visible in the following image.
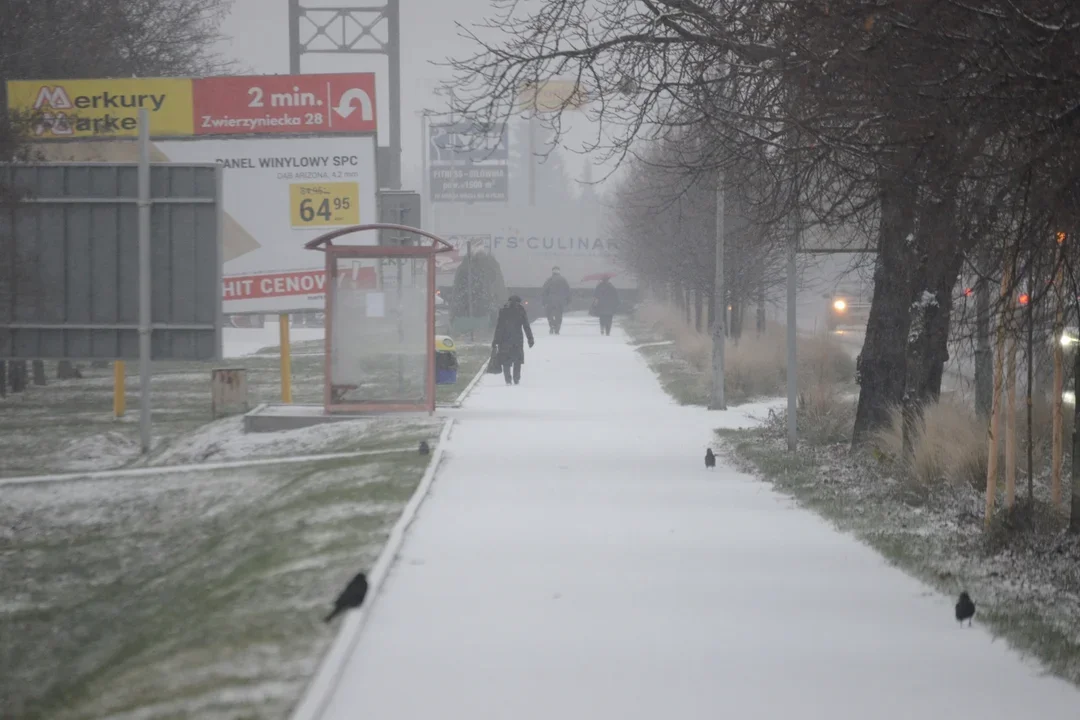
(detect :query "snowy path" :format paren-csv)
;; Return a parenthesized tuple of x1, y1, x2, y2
(303, 317, 1079, 720)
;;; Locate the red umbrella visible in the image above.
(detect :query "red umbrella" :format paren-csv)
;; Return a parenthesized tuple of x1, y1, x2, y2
(581, 272, 617, 282)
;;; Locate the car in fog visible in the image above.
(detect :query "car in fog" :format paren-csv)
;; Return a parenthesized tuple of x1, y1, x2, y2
(825, 290, 870, 331)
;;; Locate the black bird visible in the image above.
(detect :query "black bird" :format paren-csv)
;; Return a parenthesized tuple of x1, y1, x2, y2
(325, 571, 369, 623)
(705, 448, 716, 469)
(419, 440, 430, 456)
(955, 591, 976, 627)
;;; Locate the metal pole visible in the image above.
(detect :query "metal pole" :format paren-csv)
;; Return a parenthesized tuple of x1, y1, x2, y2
(786, 236, 798, 452)
(137, 108, 153, 454)
(466, 240, 475, 341)
(709, 170, 726, 410)
(288, 0, 301, 74)
(420, 112, 430, 227)
(387, 0, 402, 189)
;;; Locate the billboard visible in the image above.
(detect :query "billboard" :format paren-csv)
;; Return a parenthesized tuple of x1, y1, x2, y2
(5, 78, 195, 138)
(192, 74, 377, 136)
(11, 73, 382, 314)
(431, 165, 508, 203)
(428, 121, 508, 204)
(155, 135, 379, 314)
(7, 73, 377, 139)
(428, 122, 508, 164)
(0, 163, 222, 361)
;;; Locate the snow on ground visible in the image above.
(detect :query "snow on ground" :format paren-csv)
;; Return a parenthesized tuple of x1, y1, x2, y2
(304, 316, 1080, 720)
(1, 448, 439, 720)
(141, 415, 438, 467)
(222, 325, 324, 358)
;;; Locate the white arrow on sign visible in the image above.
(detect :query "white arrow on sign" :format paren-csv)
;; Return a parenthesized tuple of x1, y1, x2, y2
(335, 88, 374, 121)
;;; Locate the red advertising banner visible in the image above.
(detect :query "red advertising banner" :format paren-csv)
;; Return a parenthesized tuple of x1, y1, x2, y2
(193, 73, 377, 136)
(223, 267, 377, 301)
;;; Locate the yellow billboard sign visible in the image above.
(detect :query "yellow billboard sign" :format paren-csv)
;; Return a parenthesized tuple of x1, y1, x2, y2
(6, 78, 194, 139)
(517, 80, 590, 113)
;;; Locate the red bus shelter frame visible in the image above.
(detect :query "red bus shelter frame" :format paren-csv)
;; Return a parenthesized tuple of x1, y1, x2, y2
(305, 224, 454, 415)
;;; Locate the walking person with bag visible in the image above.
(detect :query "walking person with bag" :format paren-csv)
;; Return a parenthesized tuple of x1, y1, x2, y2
(592, 277, 619, 336)
(492, 295, 535, 385)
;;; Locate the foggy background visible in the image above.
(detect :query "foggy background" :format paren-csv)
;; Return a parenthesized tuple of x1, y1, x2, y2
(217, 0, 865, 329)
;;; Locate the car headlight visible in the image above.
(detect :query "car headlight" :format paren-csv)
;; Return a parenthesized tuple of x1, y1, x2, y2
(1061, 333, 1078, 347)
(833, 299, 847, 312)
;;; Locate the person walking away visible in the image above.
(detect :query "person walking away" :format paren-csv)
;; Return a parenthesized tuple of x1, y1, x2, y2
(593, 277, 619, 335)
(541, 266, 572, 335)
(493, 295, 535, 385)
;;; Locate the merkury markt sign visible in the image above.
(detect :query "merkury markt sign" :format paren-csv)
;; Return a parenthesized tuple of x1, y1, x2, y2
(6, 74, 378, 139)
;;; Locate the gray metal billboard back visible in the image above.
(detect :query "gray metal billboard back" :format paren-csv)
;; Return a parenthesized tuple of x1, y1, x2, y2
(0, 162, 222, 361)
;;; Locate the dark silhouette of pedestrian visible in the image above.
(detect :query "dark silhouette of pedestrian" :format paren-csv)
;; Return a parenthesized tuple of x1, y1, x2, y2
(541, 267, 572, 334)
(593, 278, 619, 335)
(493, 295, 535, 385)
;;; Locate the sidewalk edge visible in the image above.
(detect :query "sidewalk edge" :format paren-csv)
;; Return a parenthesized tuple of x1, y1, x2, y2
(289, 416, 456, 720)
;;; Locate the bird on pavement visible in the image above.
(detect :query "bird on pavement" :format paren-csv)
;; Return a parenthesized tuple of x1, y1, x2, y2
(325, 571, 369, 623)
(955, 591, 976, 627)
(705, 448, 716, 469)
(419, 440, 430, 456)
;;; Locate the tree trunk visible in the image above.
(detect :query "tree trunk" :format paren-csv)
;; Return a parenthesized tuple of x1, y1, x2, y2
(757, 276, 767, 334)
(907, 247, 965, 402)
(974, 259, 993, 418)
(730, 298, 743, 340)
(694, 288, 704, 332)
(1070, 344, 1080, 533)
(0, 361, 6, 398)
(852, 178, 918, 445)
(1052, 269, 1065, 507)
(707, 291, 715, 329)
(32, 360, 47, 386)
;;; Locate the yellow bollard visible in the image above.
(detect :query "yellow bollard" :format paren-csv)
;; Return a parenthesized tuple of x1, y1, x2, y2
(280, 313, 293, 403)
(113, 360, 126, 417)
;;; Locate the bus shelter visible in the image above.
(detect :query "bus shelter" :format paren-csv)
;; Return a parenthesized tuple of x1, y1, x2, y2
(305, 224, 453, 414)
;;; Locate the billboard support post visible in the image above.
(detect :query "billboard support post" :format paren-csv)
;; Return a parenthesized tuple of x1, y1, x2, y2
(113, 361, 126, 418)
(289, 0, 401, 189)
(138, 108, 153, 453)
(280, 314, 293, 403)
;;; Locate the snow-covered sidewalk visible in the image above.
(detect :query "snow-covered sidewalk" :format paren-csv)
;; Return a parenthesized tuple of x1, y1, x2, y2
(301, 317, 1080, 720)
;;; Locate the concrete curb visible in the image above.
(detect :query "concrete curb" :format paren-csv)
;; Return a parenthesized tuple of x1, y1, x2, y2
(289, 416, 456, 720)
(0, 447, 417, 487)
(452, 356, 490, 407)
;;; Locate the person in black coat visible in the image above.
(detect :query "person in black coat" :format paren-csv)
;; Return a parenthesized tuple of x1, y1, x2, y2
(541, 267, 572, 335)
(593, 278, 619, 335)
(493, 295, 535, 385)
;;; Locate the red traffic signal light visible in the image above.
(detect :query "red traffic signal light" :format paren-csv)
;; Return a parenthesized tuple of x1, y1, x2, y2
(963, 287, 974, 297)
(1018, 293, 1030, 306)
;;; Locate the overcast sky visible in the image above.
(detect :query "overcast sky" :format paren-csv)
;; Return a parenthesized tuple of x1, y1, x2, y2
(218, 0, 601, 194)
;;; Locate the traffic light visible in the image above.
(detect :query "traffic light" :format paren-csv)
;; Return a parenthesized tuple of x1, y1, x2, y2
(1057, 231, 1067, 245)
(1018, 292, 1030, 306)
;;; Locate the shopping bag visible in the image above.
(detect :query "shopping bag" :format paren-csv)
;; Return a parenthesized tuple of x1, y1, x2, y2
(486, 346, 502, 373)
